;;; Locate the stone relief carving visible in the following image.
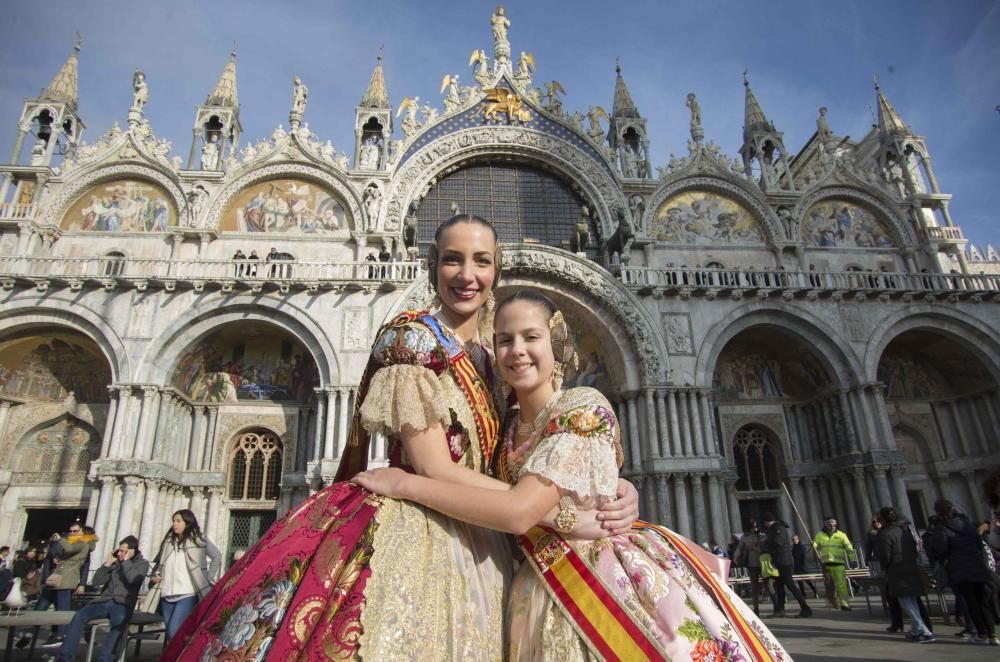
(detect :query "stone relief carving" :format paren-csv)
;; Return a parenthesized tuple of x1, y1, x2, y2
(343, 307, 373, 352)
(662, 313, 694, 355)
(839, 303, 867, 342)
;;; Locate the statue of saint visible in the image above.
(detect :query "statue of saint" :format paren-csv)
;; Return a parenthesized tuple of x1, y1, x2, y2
(291, 76, 308, 115)
(363, 184, 382, 230)
(686, 92, 702, 139)
(816, 106, 832, 143)
(132, 71, 149, 111)
(359, 138, 380, 170)
(620, 144, 638, 178)
(201, 134, 220, 170)
(491, 6, 509, 45)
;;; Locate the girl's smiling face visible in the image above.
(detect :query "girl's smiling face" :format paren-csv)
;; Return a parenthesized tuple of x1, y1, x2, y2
(494, 299, 555, 396)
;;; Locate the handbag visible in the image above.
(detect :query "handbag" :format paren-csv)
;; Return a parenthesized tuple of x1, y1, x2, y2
(759, 553, 780, 579)
(44, 572, 63, 589)
(137, 583, 161, 614)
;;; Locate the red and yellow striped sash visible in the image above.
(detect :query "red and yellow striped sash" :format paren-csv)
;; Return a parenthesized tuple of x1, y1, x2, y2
(635, 522, 777, 662)
(448, 350, 500, 467)
(519, 527, 665, 661)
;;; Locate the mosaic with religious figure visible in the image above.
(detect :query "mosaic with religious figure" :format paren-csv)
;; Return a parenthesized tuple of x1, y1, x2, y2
(171, 322, 318, 403)
(653, 191, 764, 244)
(713, 334, 829, 400)
(877, 335, 993, 399)
(0, 333, 111, 403)
(60, 179, 176, 232)
(221, 178, 347, 234)
(802, 199, 893, 248)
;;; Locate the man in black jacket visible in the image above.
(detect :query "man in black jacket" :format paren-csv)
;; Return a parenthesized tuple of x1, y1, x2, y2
(54, 535, 149, 662)
(762, 512, 813, 618)
(876, 507, 935, 643)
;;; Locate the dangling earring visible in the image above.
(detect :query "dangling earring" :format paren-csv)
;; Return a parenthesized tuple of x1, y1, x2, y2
(485, 292, 496, 312)
(551, 363, 564, 391)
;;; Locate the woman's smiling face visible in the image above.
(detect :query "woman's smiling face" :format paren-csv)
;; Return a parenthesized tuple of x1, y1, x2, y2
(435, 222, 497, 320)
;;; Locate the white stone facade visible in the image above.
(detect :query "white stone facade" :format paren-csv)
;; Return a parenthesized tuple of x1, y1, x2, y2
(1, 11, 998, 571)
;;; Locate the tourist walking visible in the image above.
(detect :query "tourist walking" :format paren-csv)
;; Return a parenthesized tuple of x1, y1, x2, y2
(876, 507, 935, 643)
(762, 513, 812, 618)
(151, 509, 222, 642)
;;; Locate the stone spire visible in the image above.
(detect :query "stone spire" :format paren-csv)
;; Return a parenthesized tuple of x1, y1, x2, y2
(360, 47, 389, 108)
(41, 35, 81, 110)
(611, 60, 639, 118)
(742, 70, 772, 140)
(206, 47, 239, 107)
(874, 76, 909, 136)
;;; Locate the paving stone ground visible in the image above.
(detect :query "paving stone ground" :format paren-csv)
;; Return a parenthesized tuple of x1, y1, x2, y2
(3, 594, 999, 660)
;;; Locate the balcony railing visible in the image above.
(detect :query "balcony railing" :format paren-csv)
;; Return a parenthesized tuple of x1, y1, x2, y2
(0, 255, 423, 291)
(619, 266, 1000, 296)
(0, 203, 38, 221)
(919, 226, 965, 241)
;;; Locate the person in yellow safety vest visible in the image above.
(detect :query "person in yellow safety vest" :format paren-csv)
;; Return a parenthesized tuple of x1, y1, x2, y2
(814, 516, 857, 610)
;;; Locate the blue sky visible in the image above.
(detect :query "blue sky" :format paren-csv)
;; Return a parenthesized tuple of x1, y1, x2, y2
(1, 0, 997, 248)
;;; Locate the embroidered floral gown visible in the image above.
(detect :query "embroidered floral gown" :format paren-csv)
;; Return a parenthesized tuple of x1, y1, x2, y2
(164, 312, 511, 661)
(506, 387, 788, 661)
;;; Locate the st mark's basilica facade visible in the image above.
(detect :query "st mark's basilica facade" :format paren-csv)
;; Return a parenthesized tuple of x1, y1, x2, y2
(0, 8, 998, 565)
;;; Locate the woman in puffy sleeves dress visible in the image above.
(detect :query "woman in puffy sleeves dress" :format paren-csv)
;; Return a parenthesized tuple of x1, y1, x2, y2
(165, 217, 637, 661)
(356, 290, 789, 661)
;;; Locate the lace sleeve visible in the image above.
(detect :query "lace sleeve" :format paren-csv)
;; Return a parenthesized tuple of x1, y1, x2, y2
(358, 321, 451, 437)
(359, 364, 451, 436)
(518, 430, 619, 505)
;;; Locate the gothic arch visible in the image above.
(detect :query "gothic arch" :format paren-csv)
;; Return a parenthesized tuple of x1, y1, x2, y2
(39, 162, 186, 229)
(0, 299, 129, 381)
(644, 175, 782, 244)
(863, 307, 1000, 385)
(383, 127, 628, 238)
(203, 162, 364, 234)
(136, 295, 339, 386)
(794, 186, 916, 248)
(696, 302, 863, 390)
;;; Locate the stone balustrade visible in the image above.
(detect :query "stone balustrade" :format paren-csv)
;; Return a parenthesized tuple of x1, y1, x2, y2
(920, 225, 965, 241)
(619, 265, 1000, 298)
(0, 255, 423, 292)
(0, 203, 37, 221)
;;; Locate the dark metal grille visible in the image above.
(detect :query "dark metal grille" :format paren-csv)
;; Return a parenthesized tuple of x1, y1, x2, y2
(734, 427, 779, 491)
(415, 162, 594, 251)
(228, 430, 282, 500)
(227, 509, 277, 565)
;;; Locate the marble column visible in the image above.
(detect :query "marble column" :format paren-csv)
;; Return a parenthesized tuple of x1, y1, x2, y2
(190, 487, 208, 525)
(725, 480, 742, 535)
(871, 387, 897, 450)
(654, 390, 670, 457)
(151, 390, 172, 461)
(116, 476, 143, 544)
(0, 401, 13, 446)
(106, 387, 130, 457)
(690, 473, 707, 543)
(969, 399, 990, 455)
(689, 392, 706, 457)
(153, 482, 173, 543)
(128, 387, 155, 459)
(336, 388, 351, 458)
(888, 467, 914, 525)
(626, 395, 642, 471)
(853, 388, 880, 450)
(871, 467, 893, 510)
(819, 398, 839, 457)
(836, 472, 862, 541)
(677, 391, 694, 457)
(323, 388, 337, 460)
(804, 406, 821, 459)
(85, 485, 100, 526)
(188, 406, 205, 471)
(202, 407, 219, 471)
(644, 389, 659, 460)
(205, 487, 223, 553)
(802, 477, 820, 534)
(655, 475, 672, 527)
(667, 391, 684, 457)
(789, 477, 809, 533)
(816, 476, 835, 524)
(673, 474, 692, 538)
(642, 476, 656, 521)
(961, 471, 982, 520)
(707, 473, 726, 546)
(138, 478, 160, 558)
(312, 389, 326, 463)
(92, 476, 118, 566)
(839, 390, 861, 454)
(851, 468, 874, 528)
(785, 406, 800, 463)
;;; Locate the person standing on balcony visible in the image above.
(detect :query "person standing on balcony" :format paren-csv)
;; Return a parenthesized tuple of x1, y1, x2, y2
(247, 250, 259, 277)
(233, 249, 246, 278)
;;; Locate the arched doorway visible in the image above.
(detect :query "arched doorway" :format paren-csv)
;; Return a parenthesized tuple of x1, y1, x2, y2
(224, 429, 283, 565)
(732, 424, 784, 528)
(877, 328, 1000, 521)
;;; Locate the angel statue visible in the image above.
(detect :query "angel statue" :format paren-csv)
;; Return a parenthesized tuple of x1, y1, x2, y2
(441, 74, 463, 113)
(421, 103, 439, 125)
(131, 70, 149, 111)
(396, 96, 422, 138)
(469, 49, 492, 88)
(586, 105, 608, 143)
(543, 80, 565, 115)
(513, 51, 535, 89)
